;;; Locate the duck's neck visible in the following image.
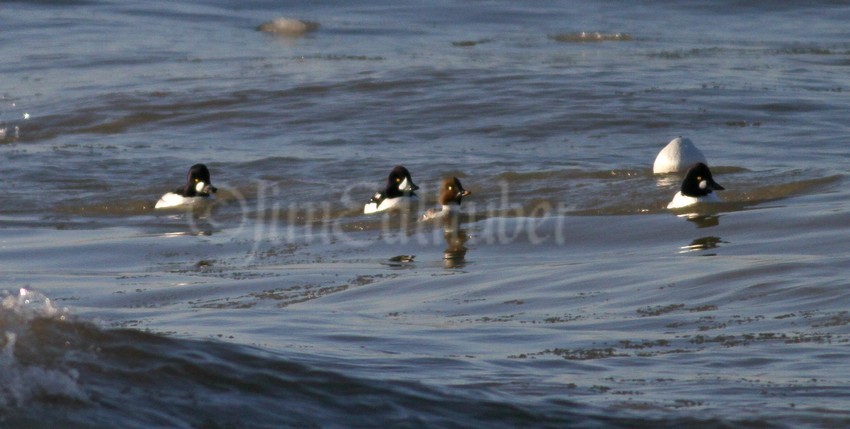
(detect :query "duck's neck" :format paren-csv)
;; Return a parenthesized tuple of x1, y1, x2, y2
(441, 203, 461, 213)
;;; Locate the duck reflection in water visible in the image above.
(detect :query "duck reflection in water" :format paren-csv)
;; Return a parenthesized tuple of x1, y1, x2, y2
(679, 215, 724, 254)
(443, 228, 470, 269)
(679, 235, 726, 254)
(684, 214, 720, 228)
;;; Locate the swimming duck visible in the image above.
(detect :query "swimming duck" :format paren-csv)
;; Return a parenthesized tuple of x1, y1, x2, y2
(257, 17, 319, 36)
(155, 164, 218, 209)
(667, 162, 724, 209)
(363, 166, 419, 214)
(420, 177, 471, 222)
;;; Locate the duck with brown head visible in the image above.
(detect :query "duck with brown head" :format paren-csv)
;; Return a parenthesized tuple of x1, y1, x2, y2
(420, 177, 471, 222)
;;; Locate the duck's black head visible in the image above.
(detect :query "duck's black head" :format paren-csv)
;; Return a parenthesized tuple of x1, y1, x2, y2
(184, 163, 217, 197)
(680, 162, 724, 197)
(385, 165, 418, 197)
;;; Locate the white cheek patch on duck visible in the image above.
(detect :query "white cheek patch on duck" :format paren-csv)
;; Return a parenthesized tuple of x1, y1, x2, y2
(398, 177, 410, 191)
(196, 181, 206, 193)
(699, 179, 708, 190)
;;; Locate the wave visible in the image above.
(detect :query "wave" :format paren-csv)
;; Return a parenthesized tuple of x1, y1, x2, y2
(0, 289, 86, 408)
(18, 284, 850, 429)
(549, 32, 633, 43)
(0, 289, 611, 428)
(648, 44, 850, 60)
(3, 287, 820, 429)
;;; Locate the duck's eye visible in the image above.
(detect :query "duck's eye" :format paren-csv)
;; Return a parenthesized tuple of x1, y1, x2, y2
(696, 176, 702, 181)
(448, 185, 453, 190)
(194, 178, 200, 183)
(395, 178, 401, 183)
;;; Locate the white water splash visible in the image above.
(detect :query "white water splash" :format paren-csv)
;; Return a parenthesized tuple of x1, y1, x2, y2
(0, 288, 87, 407)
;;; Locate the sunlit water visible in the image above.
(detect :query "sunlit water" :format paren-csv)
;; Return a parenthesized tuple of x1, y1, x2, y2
(2, 1, 850, 427)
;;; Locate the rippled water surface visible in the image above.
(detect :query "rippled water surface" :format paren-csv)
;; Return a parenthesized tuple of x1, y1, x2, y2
(2, 1, 850, 427)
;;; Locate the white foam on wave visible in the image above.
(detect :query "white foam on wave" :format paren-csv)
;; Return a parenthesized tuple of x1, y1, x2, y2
(0, 288, 88, 407)
(0, 125, 20, 141)
(549, 32, 633, 43)
(2, 288, 63, 319)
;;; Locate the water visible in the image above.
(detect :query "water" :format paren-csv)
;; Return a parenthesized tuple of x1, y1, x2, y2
(2, 0, 850, 427)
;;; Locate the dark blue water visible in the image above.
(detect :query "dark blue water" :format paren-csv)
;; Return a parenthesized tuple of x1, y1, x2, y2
(2, 0, 850, 427)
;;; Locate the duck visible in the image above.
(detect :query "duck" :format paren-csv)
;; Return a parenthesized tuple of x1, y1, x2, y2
(155, 164, 218, 209)
(257, 17, 319, 36)
(653, 136, 708, 174)
(420, 177, 471, 222)
(667, 162, 724, 209)
(363, 166, 419, 214)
